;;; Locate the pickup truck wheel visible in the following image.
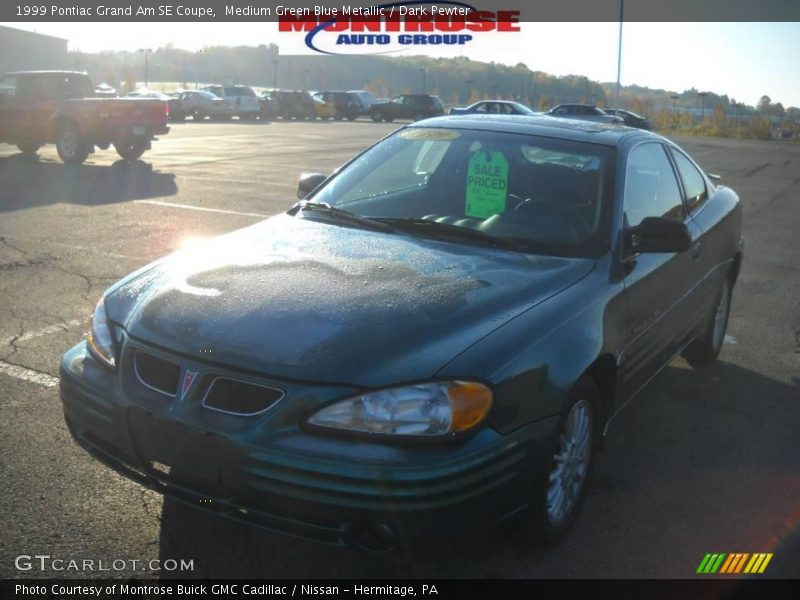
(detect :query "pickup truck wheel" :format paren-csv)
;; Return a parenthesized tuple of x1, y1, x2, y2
(526, 377, 598, 546)
(17, 142, 41, 156)
(114, 138, 147, 161)
(56, 124, 89, 165)
(683, 275, 732, 368)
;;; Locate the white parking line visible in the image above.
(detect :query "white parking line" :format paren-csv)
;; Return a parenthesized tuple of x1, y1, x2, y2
(134, 199, 267, 218)
(0, 319, 83, 388)
(0, 362, 58, 388)
(1, 319, 84, 347)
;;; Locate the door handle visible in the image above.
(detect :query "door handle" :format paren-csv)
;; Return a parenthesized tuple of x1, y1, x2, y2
(691, 241, 702, 260)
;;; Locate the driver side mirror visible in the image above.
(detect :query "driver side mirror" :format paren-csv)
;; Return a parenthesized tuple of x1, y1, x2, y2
(296, 172, 328, 200)
(624, 217, 691, 257)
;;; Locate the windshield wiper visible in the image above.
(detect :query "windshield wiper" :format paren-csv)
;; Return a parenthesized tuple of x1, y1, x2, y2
(374, 217, 534, 252)
(293, 201, 393, 232)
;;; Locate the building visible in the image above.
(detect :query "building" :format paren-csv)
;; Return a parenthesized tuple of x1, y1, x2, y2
(0, 25, 68, 74)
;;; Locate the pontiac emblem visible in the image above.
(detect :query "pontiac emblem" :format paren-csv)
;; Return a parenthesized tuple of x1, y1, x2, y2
(180, 370, 198, 401)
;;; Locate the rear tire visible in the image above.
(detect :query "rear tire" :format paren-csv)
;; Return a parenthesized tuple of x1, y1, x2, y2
(683, 275, 732, 368)
(56, 123, 89, 165)
(17, 142, 41, 156)
(192, 109, 205, 121)
(371, 110, 383, 122)
(114, 138, 147, 161)
(527, 376, 598, 546)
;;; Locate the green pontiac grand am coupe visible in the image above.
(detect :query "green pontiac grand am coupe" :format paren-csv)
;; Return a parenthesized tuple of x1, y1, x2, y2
(60, 115, 743, 552)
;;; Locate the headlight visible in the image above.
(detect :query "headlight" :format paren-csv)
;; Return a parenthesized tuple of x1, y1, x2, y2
(307, 381, 492, 437)
(86, 297, 116, 369)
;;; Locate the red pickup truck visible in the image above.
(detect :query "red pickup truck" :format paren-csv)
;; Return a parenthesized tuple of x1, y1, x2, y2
(0, 71, 169, 164)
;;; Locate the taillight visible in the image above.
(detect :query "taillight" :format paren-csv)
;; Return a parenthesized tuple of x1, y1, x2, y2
(163, 102, 169, 118)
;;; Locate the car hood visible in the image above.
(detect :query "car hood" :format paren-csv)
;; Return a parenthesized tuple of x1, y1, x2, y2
(106, 214, 594, 387)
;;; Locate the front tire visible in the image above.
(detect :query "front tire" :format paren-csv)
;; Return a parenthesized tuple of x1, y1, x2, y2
(527, 377, 598, 546)
(56, 124, 89, 165)
(114, 138, 147, 161)
(371, 110, 383, 122)
(683, 275, 732, 368)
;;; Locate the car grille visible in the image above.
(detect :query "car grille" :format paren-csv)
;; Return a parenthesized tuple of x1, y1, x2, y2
(203, 378, 284, 416)
(134, 351, 180, 396)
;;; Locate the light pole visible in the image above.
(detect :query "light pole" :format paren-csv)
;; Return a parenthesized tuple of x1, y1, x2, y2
(698, 92, 709, 123)
(271, 59, 279, 90)
(138, 48, 152, 88)
(615, 0, 623, 110)
(419, 68, 426, 94)
(670, 94, 679, 127)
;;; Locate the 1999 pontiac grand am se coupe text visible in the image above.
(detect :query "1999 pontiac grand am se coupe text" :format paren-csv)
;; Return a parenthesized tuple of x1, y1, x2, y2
(60, 115, 743, 552)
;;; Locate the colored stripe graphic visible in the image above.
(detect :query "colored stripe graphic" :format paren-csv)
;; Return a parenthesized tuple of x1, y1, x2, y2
(700, 552, 774, 574)
(697, 553, 727, 573)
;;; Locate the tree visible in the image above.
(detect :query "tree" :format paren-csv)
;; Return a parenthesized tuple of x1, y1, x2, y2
(758, 95, 772, 113)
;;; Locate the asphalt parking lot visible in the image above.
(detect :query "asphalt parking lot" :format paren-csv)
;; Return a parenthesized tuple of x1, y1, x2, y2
(0, 120, 798, 579)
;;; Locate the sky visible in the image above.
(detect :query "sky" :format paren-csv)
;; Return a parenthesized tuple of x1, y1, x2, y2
(3, 21, 799, 108)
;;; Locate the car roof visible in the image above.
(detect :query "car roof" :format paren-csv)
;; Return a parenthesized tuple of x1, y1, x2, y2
(474, 100, 522, 105)
(555, 103, 598, 109)
(412, 114, 657, 146)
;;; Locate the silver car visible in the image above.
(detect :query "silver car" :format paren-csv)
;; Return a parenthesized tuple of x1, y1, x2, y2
(546, 104, 624, 124)
(201, 85, 260, 120)
(169, 90, 231, 121)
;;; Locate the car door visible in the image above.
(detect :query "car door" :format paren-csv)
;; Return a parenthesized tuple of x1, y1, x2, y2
(619, 142, 706, 399)
(0, 75, 26, 142)
(669, 147, 722, 315)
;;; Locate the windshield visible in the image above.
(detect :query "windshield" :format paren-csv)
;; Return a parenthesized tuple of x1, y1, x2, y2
(304, 127, 614, 257)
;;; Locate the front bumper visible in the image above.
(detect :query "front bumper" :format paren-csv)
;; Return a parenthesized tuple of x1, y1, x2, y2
(60, 341, 557, 551)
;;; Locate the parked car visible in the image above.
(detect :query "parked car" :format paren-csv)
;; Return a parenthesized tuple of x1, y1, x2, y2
(264, 90, 316, 120)
(168, 89, 230, 121)
(311, 92, 338, 120)
(0, 70, 169, 164)
(94, 83, 117, 98)
(122, 90, 173, 101)
(348, 89, 377, 114)
(201, 85, 260, 120)
(314, 91, 364, 120)
(449, 100, 536, 116)
(258, 93, 278, 120)
(602, 108, 652, 130)
(546, 104, 624, 124)
(370, 94, 445, 122)
(61, 115, 742, 551)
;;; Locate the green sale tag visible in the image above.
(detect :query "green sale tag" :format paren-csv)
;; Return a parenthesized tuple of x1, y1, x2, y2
(465, 151, 509, 219)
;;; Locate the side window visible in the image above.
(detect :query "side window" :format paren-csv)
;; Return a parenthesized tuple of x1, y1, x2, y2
(16, 76, 38, 99)
(391, 96, 403, 104)
(624, 143, 685, 228)
(671, 149, 708, 212)
(0, 76, 18, 99)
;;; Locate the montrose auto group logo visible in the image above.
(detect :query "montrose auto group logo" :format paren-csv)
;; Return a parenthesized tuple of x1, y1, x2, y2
(278, 1, 520, 55)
